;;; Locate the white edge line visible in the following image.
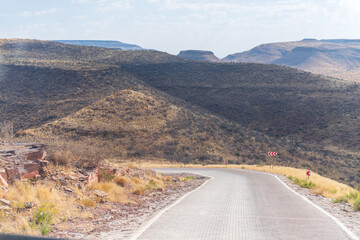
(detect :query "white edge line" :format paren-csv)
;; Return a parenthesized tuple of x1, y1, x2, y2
(233, 168, 359, 240)
(274, 175, 359, 240)
(129, 172, 214, 240)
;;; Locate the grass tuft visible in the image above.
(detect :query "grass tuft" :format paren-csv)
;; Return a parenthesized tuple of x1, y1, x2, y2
(114, 176, 127, 187)
(92, 182, 127, 203)
(287, 175, 316, 189)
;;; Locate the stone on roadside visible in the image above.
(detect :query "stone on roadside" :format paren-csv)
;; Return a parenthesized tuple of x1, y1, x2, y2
(93, 190, 108, 198)
(0, 206, 10, 210)
(0, 198, 10, 206)
(25, 202, 35, 208)
(64, 187, 73, 193)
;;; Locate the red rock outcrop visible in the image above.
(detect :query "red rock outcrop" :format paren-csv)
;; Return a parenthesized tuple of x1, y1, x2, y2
(0, 143, 48, 185)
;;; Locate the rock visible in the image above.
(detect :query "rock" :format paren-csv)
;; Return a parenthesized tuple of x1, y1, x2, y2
(25, 202, 35, 208)
(67, 175, 76, 180)
(0, 198, 10, 206)
(0, 143, 48, 184)
(64, 187, 73, 193)
(86, 168, 99, 188)
(93, 190, 108, 198)
(0, 174, 8, 187)
(0, 206, 10, 211)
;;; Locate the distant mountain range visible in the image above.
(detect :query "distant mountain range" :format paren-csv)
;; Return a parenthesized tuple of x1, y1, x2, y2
(54, 40, 144, 50)
(53, 39, 360, 82)
(222, 39, 360, 82)
(177, 50, 220, 62)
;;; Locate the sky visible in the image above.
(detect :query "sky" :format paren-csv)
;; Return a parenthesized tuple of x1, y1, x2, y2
(1, 0, 360, 58)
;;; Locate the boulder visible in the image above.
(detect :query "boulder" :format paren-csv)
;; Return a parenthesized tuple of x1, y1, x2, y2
(0, 143, 48, 185)
(93, 190, 108, 198)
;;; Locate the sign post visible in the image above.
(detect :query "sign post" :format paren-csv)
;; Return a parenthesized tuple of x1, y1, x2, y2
(306, 170, 311, 180)
(268, 152, 278, 169)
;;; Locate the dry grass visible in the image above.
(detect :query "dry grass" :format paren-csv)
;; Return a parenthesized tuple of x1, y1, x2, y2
(0, 181, 83, 235)
(92, 182, 128, 203)
(80, 198, 97, 208)
(114, 176, 127, 187)
(130, 178, 147, 195)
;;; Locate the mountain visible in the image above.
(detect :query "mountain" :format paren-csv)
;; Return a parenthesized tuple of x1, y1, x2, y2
(177, 50, 220, 62)
(223, 39, 360, 82)
(1, 39, 360, 186)
(54, 40, 144, 50)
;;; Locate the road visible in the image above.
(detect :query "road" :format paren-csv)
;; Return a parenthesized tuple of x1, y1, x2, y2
(131, 168, 357, 240)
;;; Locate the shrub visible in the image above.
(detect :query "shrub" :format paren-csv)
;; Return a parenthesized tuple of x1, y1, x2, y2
(29, 204, 56, 236)
(354, 198, 360, 211)
(332, 191, 360, 210)
(0, 121, 14, 143)
(287, 175, 315, 189)
(114, 176, 127, 187)
(80, 198, 96, 207)
(92, 182, 127, 202)
(49, 150, 74, 166)
(132, 186, 146, 195)
(99, 170, 114, 182)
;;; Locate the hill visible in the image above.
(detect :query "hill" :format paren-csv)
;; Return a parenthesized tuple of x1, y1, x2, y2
(1, 39, 360, 186)
(54, 40, 144, 50)
(223, 39, 360, 82)
(177, 50, 220, 62)
(24, 88, 286, 164)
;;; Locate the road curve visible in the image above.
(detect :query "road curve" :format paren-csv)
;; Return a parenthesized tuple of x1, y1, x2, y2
(131, 168, 356, 240)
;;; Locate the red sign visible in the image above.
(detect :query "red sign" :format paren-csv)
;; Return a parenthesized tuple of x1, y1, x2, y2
(224, 161, 228, 164)
(306, 171, 311, 176)
(268, 152, 277, 156)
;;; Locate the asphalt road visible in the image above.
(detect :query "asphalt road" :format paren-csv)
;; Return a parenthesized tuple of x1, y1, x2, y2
(131, 168, 357, 240)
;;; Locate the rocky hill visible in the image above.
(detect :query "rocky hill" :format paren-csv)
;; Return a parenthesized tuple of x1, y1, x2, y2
(223, 39, 360, 82)
(1, 39, 360, 186)
(177, 50, 220, 62)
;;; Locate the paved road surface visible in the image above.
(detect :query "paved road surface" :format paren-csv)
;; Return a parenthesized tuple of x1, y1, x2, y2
(131, 168, 356, 240)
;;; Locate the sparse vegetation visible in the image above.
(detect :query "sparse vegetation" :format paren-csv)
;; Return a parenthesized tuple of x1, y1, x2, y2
(0, 121, 14, 144)
(29, 204, 56, 236)
(2, 39, 360, 185)
(114, 176, 127, 187)
(180, 176, 194, 181)
(80, 198, 97, 208)
(332, 191, 360, 211)
(0, 181, 81, 235)
(287, 175, 316, 189)
(92, 182, 127, 203)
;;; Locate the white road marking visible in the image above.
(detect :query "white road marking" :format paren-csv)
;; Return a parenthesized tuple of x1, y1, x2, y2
(274, 175, 359, 240)
(235, 168, 359, 240)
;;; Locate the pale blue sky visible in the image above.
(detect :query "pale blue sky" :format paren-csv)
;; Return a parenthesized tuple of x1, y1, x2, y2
(1, 0, 360, 58)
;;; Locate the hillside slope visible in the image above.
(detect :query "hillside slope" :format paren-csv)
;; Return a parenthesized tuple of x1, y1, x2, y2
(124, 62, 360, 150)
(24, 88, 287, 164)
(1, 39, 360, 185)
(223, 39, 360, 82)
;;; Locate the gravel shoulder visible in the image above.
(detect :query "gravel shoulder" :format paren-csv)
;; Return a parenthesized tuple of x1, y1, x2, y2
(50, 173, 208, 239)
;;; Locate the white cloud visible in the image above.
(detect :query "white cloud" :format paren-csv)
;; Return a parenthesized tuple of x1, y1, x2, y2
(20, 8, 61, 17)
(96, 0, 131, 13)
